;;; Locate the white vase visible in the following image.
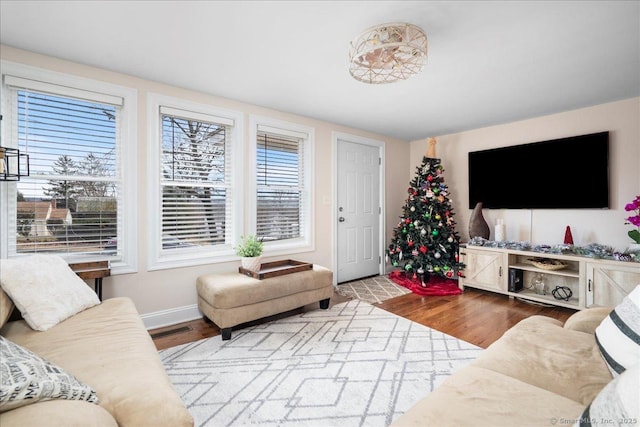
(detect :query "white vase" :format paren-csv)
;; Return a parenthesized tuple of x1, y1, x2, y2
(627, 243, 640, 252)
(241, 256, 262, 273)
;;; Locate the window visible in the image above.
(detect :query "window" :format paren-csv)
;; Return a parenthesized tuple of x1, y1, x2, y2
(1, 63, 137, 273)
(147, 94, 242, 269)
(250, 117, 313, 253)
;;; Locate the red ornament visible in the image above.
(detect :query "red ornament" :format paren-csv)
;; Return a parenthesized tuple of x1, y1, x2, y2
(427, 175, 433, 182)
(446, 271, 453, 278)
(405, 218, 411, 224)
(457, 271, 463, 277)
(564, 226, 574, 245)
(408, 240, 414, 247)
(419, 245, 427, 254)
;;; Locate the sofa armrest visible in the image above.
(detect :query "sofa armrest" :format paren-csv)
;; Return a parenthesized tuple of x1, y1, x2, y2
(563, 307, 613, 334)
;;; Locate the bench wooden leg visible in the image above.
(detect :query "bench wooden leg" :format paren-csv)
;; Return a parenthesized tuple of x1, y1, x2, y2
(221, 327, 232, 340)
(319, 298, 330, 309)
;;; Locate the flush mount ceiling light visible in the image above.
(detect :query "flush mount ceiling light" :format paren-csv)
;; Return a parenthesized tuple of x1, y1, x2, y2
(349, 22, 428, 84)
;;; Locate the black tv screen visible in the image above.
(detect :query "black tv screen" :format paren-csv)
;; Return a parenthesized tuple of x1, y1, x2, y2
(468, 131, 609, 209)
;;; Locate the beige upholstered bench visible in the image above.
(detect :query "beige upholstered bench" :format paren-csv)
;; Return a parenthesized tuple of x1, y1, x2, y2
(197, 264, 333, 340)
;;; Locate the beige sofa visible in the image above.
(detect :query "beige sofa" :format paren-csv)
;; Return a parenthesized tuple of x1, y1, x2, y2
(0, 290, 193, 427)
(391, 307, 617, 426)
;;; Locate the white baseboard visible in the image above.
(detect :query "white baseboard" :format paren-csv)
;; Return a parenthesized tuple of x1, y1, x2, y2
(140, 304, 202, 330)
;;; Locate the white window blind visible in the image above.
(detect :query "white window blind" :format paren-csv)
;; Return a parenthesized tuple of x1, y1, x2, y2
(160, 109, 232, 249)
(256, 128, 305, 242)
(6, 88, 122, 258)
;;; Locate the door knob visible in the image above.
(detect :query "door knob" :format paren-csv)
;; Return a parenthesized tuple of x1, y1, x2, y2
(339, 217, 345, 222)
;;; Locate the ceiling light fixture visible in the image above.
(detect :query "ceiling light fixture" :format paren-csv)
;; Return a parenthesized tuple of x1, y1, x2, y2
(349, 22, 428, 84)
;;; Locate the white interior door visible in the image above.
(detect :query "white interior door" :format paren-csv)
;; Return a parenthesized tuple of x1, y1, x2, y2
(337, 139, 381, 283)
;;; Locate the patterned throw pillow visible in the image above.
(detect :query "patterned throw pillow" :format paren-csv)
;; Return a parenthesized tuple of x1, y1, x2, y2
(0, 255, 100, 331)
(574, 364, 639, 427)
(0, 336, 99, 412)
(594, 285, 640, 376)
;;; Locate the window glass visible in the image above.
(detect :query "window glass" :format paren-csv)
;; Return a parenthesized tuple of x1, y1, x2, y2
(10, 90, 121, 258)
(160, 111, 232, 249)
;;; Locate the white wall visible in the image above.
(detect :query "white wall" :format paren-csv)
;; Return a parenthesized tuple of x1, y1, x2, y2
(410, 97, 640, 252)
(0, 45, 410, 327)
(4, 45, 637, 327)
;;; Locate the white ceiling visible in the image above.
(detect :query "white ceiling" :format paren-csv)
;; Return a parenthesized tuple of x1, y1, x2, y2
(1, 1, 639, 141)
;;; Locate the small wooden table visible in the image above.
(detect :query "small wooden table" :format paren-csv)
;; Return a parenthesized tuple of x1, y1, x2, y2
(68, 261, 110, 300)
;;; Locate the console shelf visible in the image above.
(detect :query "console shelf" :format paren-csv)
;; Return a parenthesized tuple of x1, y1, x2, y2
(459, 245, 640, 310)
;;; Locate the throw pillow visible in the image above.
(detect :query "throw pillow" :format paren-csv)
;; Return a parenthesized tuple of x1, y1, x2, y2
(574, 364, 639, 427)
(0, 255, 100, 331)
(594, 285, 640, 376)
(0, 336, 99, 412)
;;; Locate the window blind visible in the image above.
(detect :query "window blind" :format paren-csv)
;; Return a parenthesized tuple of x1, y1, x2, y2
(7, 88, 121, 257)
(256, 129, 304, 241)
(160, 111, 232, 249)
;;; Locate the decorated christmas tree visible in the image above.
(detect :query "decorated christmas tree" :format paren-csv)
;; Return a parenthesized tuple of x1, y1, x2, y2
(387, 138, 464, 286)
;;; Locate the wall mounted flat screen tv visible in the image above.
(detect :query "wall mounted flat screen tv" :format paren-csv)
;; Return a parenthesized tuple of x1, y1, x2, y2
(468, 131, 609, 209)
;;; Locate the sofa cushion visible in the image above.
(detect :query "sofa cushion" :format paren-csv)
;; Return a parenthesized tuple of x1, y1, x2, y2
(0, 287, 14, 329)
(0, 336, 98, 412)
(472, 315, 612, 405)
(0, 255, 100, 331)
(0, 399, 118, 427)
(0, 297, 193, 427)
(595, 285, 640, 376)
(564, 307, 613, 334)
(575, 364, 639, 427)
(390, 365, 585, 427)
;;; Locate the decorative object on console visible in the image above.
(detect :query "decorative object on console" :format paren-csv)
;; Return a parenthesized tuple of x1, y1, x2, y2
(564, 225, 574, 244)
(235, 234, 264, 273)
(508, 268, 523, 292)
(624, 195, 640, 251)
(552, 286, 573, 301)
(467, 239, 639, 264)
(349, 22, 428, 84)
(528, 257, 568, 271)
(531, 273, 547, 295)
(494, 218, 506, 241)
(469, 202, 490, 240)
(613, 252, 634, 262)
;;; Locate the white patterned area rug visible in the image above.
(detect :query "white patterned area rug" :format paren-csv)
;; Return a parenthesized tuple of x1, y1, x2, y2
(160, 300, 482, 427)
(336, 275, 411, 304)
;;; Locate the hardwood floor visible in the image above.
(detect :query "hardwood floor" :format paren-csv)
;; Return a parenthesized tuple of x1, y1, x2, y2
(150, 286, 576, 351)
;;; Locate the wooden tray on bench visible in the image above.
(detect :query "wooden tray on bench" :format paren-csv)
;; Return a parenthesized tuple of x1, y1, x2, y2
(239, 259, 313, 280)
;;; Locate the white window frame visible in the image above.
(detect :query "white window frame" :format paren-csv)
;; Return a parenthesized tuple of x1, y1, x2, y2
(147, 93, 243, 270)
(0, 61, 138, 274)
(248, 115, 314, 256)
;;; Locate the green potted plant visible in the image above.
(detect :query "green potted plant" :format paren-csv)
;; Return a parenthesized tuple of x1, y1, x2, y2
(236, 234, 264, 272)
